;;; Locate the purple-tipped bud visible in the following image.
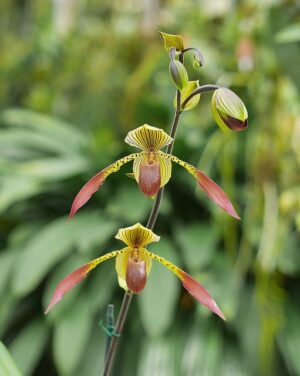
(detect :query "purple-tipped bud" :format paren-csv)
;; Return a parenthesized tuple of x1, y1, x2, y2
(211, 88, 248, 132)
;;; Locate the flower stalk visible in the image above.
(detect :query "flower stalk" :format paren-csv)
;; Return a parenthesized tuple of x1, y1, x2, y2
(103, 52, 224, 375)
(102, 63, 185, 375)
(44, 32, 247, 376)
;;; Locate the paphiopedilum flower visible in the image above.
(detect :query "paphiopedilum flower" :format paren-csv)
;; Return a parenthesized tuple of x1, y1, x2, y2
(68, 125, 240, 221)
(45, 223, 225, 320)
(211, 88, 248, 132)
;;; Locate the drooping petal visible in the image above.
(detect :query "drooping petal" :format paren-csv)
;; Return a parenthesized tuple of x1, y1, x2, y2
(125, 124, 173, 152)
(161, 152, 240, 220)
(147, 251, 226, 320)
(115, 223, 160, 248)
(68, 153, 140, 221)
(157, 153, 172, 187)
(139, 161, 161, 197)
(180, 270, 226, 320)
(195, 170, 240, 219)
(45, 250, 124, 314)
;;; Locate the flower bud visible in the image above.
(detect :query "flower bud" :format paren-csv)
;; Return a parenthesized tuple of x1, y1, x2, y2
(175, 80, 201, 111)
(193, 48, 204, 69)
(159, 31, 184, 52)
(211, 88, 248, 132)
(169, 60, 188, 91)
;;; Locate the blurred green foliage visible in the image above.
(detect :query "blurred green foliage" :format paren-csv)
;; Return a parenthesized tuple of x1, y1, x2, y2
(0, 0, 299, 375)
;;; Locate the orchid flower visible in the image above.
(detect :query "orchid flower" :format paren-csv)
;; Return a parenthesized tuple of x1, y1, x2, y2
(68, 125, 240, 221)
(45, 223, 225, 320)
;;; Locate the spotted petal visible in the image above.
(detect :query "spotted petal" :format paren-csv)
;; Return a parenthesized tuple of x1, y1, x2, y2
(45, 250, 124, 314)
(125, 124, 173, 151)
(115, 223, 160, 248)
(68, 153, 140, 221)
(161, 152, 240, 219)
(147, 251, 226, 320)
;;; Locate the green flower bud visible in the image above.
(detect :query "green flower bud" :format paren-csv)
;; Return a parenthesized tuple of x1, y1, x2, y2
(193, 48, 204, 69)
(211, 88, 248, 132)
(169, 60, 188, 91)
(159, 31, 184, 52)
(174, 80, 201, 111)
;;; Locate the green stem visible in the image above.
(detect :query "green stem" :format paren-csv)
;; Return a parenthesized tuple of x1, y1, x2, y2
(102, 83, 183, 376)
(181, 84, 220, 110)
(102, 56, 220, 376)
(102, 292, 133, 376)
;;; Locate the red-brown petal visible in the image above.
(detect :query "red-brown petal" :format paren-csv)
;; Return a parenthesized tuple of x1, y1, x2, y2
(125, 258, 147, 293)
(180, 270, 226, 320)
(196, 170, 240, 219)
(139, 162, 161, 197)
(45, 263, 92, 314)
(68, 170, 106, 222)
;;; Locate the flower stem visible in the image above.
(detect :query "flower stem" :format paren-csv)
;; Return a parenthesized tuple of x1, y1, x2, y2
(102, 85, 183, 376)
(147, 109, 181, 230)
(102, 292, 133, 376)
(102, 56, 221, 376)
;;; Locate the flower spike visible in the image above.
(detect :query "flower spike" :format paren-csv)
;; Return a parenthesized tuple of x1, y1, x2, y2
(45, 223, 225, 320)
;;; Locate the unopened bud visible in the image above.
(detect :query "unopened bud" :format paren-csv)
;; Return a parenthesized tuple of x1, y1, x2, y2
(193, 48, 204, 69)
(211, 88, 248, 132)
(169, 60, 188, 91)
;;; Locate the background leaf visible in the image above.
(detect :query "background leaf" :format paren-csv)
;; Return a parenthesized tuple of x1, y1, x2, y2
(9, 319, 48, 376)
(138, 239, 180, 337)
(0, 341, 22, 376)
